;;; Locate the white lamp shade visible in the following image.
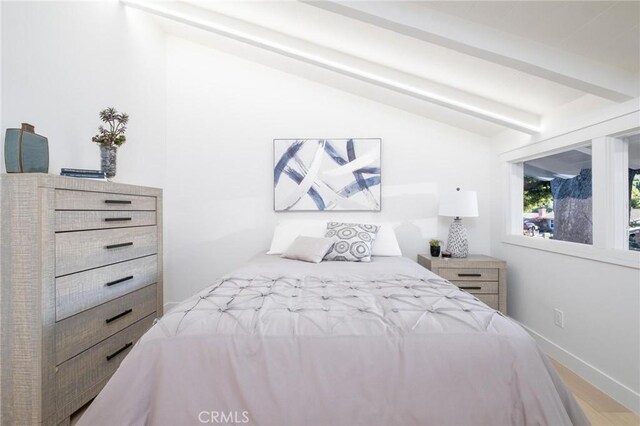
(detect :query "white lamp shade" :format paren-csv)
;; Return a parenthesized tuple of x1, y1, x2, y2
(439, 190, 479, 218)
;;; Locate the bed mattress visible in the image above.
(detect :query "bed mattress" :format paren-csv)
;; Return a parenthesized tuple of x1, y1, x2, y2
(79, 254, 589, 425)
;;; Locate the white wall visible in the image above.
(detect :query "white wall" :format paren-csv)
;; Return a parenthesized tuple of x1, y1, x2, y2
(0, 1, 166, 188)
(489, 122, 640, 413)
(164, 36, 492, 303)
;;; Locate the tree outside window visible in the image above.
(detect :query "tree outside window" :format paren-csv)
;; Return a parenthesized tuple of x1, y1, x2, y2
(522, 146, 592, 244)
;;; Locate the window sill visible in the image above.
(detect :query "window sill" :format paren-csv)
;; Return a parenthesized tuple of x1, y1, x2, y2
(502, 235, 640, 269)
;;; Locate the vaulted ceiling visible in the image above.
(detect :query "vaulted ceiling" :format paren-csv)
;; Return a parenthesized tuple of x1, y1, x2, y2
(123, 0, 640, 136)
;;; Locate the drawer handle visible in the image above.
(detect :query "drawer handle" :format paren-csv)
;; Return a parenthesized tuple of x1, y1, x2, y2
(105, 275, 134, 287)
(458, 286, 482, 290)
(105, 199, 132, 205)
(106, 342, 133, 361)
(458, 273, 482, 277)
(104, 217, 132, 222)
(105, 308, 133, 324)
(105, 242, 133, 249)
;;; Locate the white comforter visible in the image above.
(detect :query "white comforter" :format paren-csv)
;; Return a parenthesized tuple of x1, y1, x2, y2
(79, 255, 589, 425)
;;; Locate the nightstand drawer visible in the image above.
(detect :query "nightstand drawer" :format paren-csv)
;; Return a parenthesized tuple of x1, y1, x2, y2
(451, 281, 498, 294)
(417, 254, 506, 315)
(474, 294, 499, 310)
(439, 268, 499, 281)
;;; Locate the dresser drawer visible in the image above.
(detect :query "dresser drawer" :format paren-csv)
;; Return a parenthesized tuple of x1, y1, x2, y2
(55, 189, 156, 211)
(474, 294, 499, 310)
(56, 314, 154, 415)
(55, 210, 156, 232)
(56, 227, 157, 276)
(439, 268, 499, 281)
(56, 255, 158, 320)
(55, 285, 157, 364)
(450, 281, 498, 294)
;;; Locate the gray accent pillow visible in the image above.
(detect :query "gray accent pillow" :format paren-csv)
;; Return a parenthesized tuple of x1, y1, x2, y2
(281, 236, 335, 263)
(323, 222, 380, 262)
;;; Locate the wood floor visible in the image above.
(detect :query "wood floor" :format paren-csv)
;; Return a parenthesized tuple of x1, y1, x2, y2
(71, 358, 638, 425)
(551, 358, 640, 426)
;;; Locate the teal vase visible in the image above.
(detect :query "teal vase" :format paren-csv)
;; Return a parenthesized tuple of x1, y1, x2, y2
(4, 123, 49, 173)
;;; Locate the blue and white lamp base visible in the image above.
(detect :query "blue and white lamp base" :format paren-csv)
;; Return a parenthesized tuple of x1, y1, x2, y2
(446, 218, 469, 258)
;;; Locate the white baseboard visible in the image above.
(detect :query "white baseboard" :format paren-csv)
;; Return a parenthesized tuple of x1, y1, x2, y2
(517, 320, 640, 415)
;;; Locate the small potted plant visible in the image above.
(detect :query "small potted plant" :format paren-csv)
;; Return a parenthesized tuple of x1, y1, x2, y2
(429, 239, 442, 257)
(92, 107, 129, 179)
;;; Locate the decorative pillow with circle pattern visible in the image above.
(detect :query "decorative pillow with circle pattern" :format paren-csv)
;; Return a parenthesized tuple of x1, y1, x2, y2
(323, 222, 380, 262)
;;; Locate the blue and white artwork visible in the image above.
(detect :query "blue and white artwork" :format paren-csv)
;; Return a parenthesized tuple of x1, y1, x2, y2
(274, 138, 381, 211)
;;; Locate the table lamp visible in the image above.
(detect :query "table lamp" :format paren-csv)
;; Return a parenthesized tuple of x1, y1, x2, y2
(438, 187, 478, 258)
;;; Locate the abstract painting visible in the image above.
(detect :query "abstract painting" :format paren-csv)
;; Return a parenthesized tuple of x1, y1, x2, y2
(274, 138, 381, 211)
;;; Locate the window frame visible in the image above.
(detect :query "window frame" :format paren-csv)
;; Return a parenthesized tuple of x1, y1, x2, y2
(500, 111, 640, 269)
(625, 135, 640, 252)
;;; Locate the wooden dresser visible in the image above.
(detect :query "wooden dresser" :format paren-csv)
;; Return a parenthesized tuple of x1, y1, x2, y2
(0, 174, 163, 425)
(417, 254, 507, 315)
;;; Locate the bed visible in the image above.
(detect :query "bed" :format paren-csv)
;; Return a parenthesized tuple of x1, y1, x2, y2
(79, 254, 589, 425)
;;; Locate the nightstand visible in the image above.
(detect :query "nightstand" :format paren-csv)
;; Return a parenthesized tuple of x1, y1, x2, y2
(417, 254, 507, 314)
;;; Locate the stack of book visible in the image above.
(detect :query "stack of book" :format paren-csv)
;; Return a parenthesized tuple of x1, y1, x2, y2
(60, 168, 106, 179)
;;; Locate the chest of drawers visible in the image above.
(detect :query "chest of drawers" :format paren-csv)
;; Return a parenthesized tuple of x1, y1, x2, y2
(417, 254, 507, 314)
(0, 174, 163, 425)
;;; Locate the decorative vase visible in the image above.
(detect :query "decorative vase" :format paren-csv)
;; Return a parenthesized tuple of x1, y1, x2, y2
(4, 123, 49, 173)
(100, 145, 117, 179)
(430, 245, 441, 257)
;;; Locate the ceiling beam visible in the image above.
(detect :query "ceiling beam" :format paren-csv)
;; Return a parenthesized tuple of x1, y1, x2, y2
(121, 0, 541, 133)
(305, 1, 639, 102)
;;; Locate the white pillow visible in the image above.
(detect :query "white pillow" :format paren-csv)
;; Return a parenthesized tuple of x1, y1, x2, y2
(281, 236, 334, 263)
(267, 220, 402, 256)
(267, 220, 326, 254)
(371, 223, 402, 256)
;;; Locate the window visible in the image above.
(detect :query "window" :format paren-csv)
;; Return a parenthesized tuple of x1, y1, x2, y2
(522, 145, 592, 244)
(625, 134, 640, 251)
(502, 110, 640, 268)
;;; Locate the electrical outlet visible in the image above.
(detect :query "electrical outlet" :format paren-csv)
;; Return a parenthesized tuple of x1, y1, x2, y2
(554, 309, 564, 328)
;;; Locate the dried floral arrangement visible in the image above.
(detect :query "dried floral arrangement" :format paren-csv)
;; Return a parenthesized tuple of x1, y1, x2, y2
(91, 107, 129, 148)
